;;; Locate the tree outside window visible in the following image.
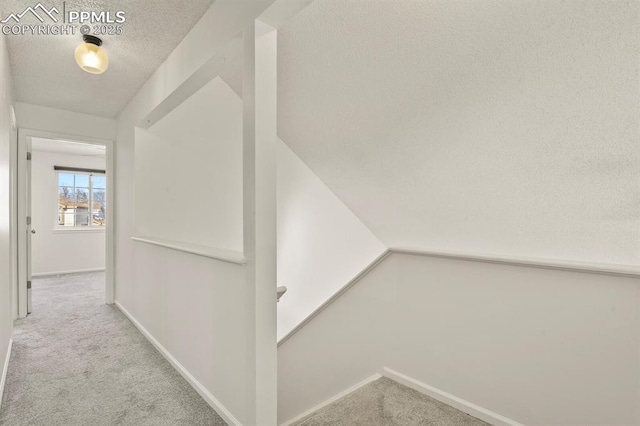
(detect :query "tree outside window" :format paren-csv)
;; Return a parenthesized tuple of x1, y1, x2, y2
(58, 172, 106, 227)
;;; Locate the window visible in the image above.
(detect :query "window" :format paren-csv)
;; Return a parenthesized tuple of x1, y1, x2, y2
(57, 171, 106, 228)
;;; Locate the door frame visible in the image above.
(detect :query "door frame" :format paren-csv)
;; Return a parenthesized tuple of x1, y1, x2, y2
(16, 128, 115, 318)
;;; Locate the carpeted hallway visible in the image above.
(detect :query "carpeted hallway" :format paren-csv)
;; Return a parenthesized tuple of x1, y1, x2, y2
(0, 272, 226, 425)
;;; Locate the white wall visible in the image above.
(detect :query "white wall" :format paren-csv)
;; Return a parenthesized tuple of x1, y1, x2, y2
(12, 102, 115, 311)
(134, 77, 243, 251)
(0, 32, 15, 404)
(127, 241, 250, 422)
(277, 0, 640, 266)
(277, 4, 640, 423)
(30, 150, 105, 275)
(115, 2, 280, 424)
(120, 81, 251, 425)
(15, 102, 116, 141)
(278, 253, 640, 425)
(277, 139, 386, 339)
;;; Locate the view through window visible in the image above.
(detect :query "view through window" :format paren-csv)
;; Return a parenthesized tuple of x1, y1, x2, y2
(57, 172, 106, 227)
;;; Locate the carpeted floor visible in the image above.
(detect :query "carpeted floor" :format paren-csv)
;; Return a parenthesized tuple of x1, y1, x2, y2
(0, 272, 226, 426)
(292, 377, 490, 426)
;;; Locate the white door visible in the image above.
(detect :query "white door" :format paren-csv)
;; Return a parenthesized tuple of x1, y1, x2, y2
(17, 132, 32, 317)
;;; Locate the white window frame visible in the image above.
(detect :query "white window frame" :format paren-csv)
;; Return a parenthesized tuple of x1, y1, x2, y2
(54, 170, 106, 232)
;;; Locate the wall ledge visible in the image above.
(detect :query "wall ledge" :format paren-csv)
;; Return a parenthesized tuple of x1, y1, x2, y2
(278, 249, 392, 346)
(393, 247, 640, 278)
(131, 236, 246, 265)
(278, 247, 639, 346)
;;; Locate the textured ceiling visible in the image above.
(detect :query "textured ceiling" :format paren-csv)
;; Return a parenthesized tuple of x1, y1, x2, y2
(2, 0, 214, 117)
(277, 0, 639, 265)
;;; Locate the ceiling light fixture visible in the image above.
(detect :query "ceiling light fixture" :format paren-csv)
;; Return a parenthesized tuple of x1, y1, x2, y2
(74, 35, 109, 74)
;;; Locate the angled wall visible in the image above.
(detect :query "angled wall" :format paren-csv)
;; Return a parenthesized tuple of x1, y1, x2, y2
(278, 253, 640, 425)
(277, 0, 639, 267)
(220, 64, 388, 341)
(276, 2, 639, 424)
(277, 139, 386, 339)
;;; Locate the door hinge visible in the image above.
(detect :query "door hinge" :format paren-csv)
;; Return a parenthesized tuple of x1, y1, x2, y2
(26, 216, 31, 225)
(26, 152, 31, 161)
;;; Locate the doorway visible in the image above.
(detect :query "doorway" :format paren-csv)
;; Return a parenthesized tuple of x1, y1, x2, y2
(16, 130, 114, 318)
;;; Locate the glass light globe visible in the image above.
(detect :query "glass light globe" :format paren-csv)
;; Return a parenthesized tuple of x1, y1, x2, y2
(74, 41, 109, 74)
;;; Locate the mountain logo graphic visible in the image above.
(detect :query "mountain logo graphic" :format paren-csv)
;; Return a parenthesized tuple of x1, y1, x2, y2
(1, 3, 59, 24)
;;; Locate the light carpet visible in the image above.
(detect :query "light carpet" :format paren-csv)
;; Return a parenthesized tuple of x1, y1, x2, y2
(0, 272, 226, 425)
(292, 376, 490, 426)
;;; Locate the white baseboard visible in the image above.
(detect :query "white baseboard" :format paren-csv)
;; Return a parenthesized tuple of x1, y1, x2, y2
(383, 367, 524, 426)
(115, 301, 241, 426)
(280, 373, 382, 426)
(0, 338, 13, 409)
(32, 267, 105, 277)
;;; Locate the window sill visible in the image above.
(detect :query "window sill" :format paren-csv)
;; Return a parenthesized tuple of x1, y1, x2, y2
(53, 227, 106, 234)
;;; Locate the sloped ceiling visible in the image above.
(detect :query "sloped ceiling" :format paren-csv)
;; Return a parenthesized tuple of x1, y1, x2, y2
(277, 0, 639, 265)
(2, 0, 214, 117)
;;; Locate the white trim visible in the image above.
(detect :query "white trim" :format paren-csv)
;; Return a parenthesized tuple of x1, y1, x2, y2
(16, 128, 115, 317)
(131, 236, 246, 265)
(17, 129, 29, 318)
(382, 367, 524, 426)
(115, 301, 242, 426)
(10, 108, 18, 320)
(53, 168, 106, 231)
(138, 39, 240, 129)
(53, 227, 106, 233)
(279, 373, 382, 426)
(392, 247, 640, 278)
(278, 247, 640, 346)
(32, 267, 105, 277)
(277, 249, 391, 346)
(0, 339, 13, 409)
(104, 136, 115, 304)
